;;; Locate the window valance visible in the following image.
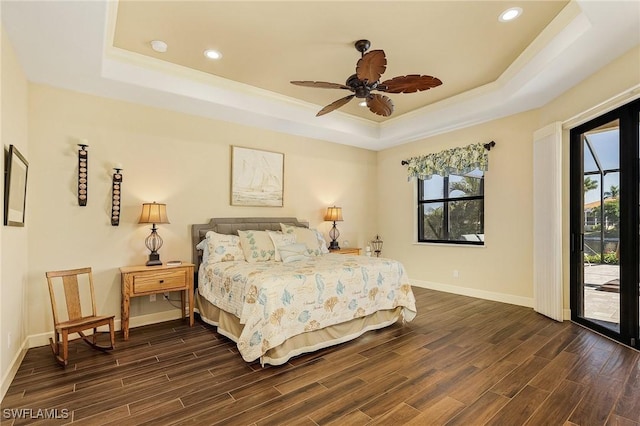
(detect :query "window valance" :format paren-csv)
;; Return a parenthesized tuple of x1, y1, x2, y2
(403, 141, 493, 181)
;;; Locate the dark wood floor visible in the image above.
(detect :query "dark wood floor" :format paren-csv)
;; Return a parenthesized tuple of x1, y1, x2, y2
(2, 287, 639, 425)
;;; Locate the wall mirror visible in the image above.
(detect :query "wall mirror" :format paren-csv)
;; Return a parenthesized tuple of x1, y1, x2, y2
(4, 144, 29, 226)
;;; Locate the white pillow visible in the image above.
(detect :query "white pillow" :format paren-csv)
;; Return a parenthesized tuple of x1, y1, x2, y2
(267, 231, 297, 261)
(203, 231, 245, 263)
(238, 230, 276, 262)
(280, 223, 324, 256)
(279, 243, 310, 263)
(314, 229, 330, 254)
(196, 239, 209, 262)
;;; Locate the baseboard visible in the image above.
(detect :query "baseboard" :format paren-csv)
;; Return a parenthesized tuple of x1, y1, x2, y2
(410, 278, 534, 308)
(563, 308, 572, 321)
(27, 309, 188, 348)
(1, 340, 28, 401)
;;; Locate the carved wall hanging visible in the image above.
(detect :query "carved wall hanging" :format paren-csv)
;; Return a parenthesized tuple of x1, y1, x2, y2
(111, 166, 122, 226)
(77, 143, 88, 206)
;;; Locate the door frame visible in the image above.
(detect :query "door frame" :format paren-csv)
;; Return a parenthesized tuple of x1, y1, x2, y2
(569, 98, 640, 348)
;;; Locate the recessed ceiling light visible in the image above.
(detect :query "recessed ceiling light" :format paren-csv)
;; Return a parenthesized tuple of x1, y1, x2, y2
(204, 49, 222, 60)
(359, 101, 367, 107)
(499, 7, 522, 22)
(150, 40, 167, 53)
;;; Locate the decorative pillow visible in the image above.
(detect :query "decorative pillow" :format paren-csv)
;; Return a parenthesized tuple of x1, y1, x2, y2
(278, 243, 310, 263)
(267, 231, 297, 261)
(314, 229, 330, 254)
(203, 231, 245, 263)
(238, 230, 276, 262)
(280, 223, 324, 256)
(196, 239, 210, 263)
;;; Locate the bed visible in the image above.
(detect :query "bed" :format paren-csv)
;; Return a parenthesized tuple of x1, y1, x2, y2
(191, 217, 417, 365)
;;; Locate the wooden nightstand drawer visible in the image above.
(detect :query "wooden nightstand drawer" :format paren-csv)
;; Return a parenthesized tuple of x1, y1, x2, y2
(330, 248, 361, 255)
(120, 263, 195, 340)
(132, 269, 187, 294)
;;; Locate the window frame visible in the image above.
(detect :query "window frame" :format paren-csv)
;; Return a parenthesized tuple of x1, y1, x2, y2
(417, 173, 485, 245)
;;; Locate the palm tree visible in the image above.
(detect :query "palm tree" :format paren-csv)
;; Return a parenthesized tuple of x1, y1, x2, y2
(584, 177, 598, 193)
(604, 185, 619, 199)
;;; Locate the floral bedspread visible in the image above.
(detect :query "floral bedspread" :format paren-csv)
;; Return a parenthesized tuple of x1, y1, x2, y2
(198, 254, 417, 362)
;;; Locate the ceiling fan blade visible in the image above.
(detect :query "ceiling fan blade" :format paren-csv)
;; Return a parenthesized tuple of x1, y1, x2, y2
(291, 81, 351, 90)
(316, 95, 355, 116)
(378, 75, 443, 93)
(356, 50, 387, 83)
(366, 94, 394, 117)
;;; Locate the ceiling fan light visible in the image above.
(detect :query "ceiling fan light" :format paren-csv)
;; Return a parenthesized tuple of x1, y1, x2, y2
(359, 101, 367, 107)
(204, 49, 222, 60)
(499, 7, 522, 22)
(150, 40, 167, 53)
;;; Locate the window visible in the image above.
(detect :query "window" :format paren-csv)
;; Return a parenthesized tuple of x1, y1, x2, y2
(417, 169, 484, 244)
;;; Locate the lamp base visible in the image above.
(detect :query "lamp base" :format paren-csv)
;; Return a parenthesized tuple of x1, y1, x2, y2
(146, 253, 162, 266)
(328, 240, 340, 250)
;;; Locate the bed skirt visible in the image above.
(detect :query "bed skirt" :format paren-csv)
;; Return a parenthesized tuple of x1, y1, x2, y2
(195, 291, 403, 366)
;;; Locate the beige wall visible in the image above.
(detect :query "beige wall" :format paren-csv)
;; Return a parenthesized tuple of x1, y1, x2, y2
(544, 45, 640, 311)
(377, 110, 538, 306)
(376, 45, 640, 312)
(1, 28, 30, 396)
(2, 20, 638, 398)
(25, 84, 378, 343)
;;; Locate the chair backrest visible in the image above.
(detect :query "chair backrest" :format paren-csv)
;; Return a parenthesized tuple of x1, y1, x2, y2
(46, 267, 97, 326)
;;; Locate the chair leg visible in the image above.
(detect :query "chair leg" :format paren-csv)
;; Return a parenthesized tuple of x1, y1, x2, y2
(109, 318, 115, 349)
(49, 334, 58, 359)
(49, 331, 68, 367)
(60, 330, 69, 366)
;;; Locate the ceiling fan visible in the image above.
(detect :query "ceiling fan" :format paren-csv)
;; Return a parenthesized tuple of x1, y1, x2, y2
(291, 39, 442, 117)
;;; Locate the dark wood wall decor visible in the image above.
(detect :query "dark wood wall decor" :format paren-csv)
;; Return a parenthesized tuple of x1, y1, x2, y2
(77, 143, 88, 206)
(111, 167, 122, 226)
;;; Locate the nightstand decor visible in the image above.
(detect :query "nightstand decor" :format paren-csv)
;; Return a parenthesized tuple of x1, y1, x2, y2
(120, 263, 194, 340)
(138, 202, 170, 266)
(324, 206, 343, 250)
(371, 234, 383, 257)
(110, 165, 123, 226)
(77, 142, 88, 206)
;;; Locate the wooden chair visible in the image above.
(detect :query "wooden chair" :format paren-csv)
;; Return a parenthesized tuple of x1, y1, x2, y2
(46, 267, 115, 366)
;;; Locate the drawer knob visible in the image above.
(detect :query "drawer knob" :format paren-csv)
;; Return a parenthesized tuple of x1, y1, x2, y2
(159, 279, 164, 283)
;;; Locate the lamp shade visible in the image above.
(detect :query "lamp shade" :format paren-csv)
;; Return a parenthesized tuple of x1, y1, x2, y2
(138, 202, 170, 224)
(324, 206, 343, 222)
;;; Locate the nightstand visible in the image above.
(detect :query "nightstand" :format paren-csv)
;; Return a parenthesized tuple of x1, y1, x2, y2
(120, 263, 194, 340)
(329, 247, 362, 255)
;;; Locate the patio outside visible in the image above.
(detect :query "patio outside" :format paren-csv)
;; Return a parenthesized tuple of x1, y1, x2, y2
(584, 264, 619, 324)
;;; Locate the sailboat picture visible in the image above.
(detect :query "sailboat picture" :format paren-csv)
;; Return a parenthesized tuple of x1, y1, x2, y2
(231, 146, 284, 207)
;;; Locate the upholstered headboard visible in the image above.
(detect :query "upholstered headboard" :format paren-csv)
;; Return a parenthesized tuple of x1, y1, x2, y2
(191, 217, 309, 270)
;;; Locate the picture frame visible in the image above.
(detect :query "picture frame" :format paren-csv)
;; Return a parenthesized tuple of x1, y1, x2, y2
(231, 146, 284, 207)
(4, 144, 29, 226)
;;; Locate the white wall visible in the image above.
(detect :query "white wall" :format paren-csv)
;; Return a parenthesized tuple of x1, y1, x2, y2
(1, 28, 29, 398)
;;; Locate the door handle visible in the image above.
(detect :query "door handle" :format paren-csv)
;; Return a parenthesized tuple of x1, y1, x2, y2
(570, 233, 585, 252)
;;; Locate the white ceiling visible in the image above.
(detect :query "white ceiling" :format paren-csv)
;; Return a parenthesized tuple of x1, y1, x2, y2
(2, 1, 639, 150)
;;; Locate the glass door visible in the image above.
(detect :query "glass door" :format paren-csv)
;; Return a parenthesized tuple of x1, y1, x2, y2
(570, 99, 639, 348)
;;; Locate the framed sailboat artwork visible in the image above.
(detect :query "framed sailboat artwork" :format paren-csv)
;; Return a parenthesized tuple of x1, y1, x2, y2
(231, 146, 284, 207)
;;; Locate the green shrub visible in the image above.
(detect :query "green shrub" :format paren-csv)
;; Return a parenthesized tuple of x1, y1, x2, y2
(603, 252, 619, 264)
(584, 253, 619, 265)
(584, 254, 601, 264)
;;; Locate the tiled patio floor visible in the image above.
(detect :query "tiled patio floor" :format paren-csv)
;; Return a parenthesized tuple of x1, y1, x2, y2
(584, 264, 619, 324)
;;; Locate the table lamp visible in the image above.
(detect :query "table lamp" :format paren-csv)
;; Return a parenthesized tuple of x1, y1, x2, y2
(138, 202, 170, 266)
(324, 206, 343, 250)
